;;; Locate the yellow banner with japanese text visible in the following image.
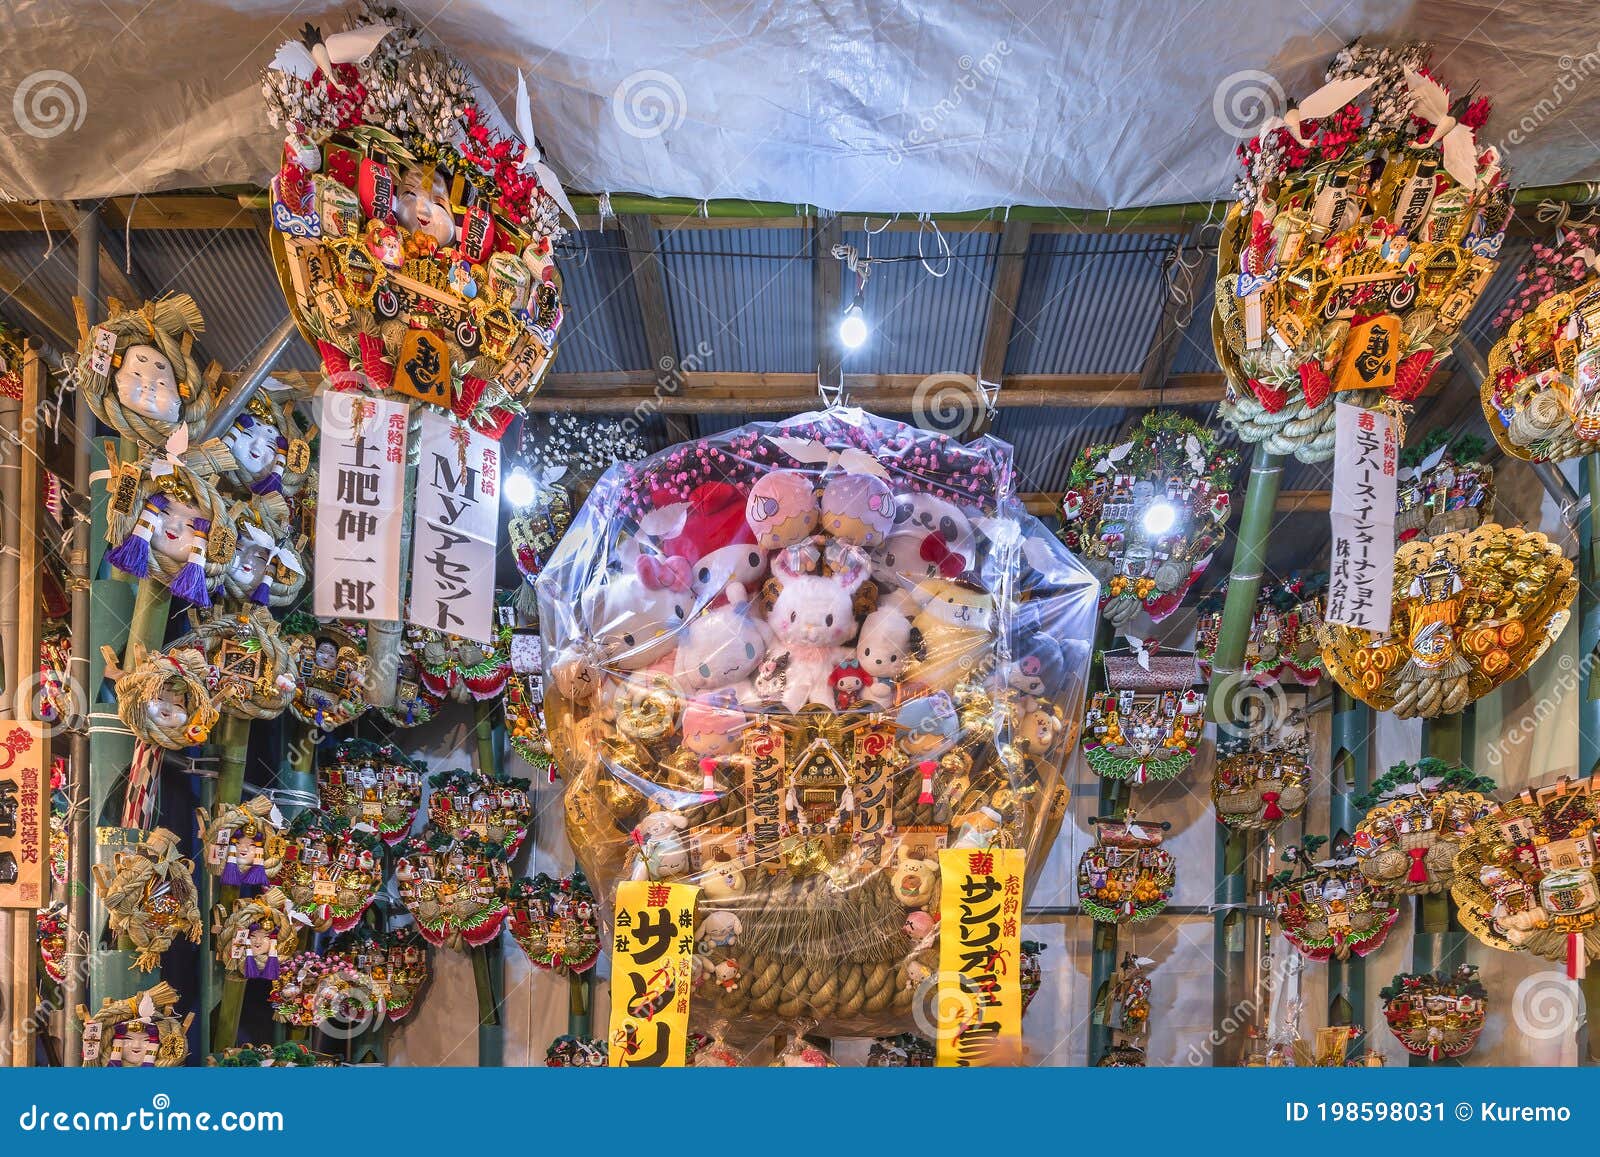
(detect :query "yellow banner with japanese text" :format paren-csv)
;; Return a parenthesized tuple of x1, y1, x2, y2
(936, 847, 1024, 1066)
(608, 879, 698, 1067)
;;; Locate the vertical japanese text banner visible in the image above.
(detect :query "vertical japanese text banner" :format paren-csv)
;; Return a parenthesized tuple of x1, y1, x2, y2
(0, 722, 48, 908)
(608, 880, 698, 1067)
(1327, 403, 1398, 632)
(314, 393, 409, 622)
(936, 847, 1025, 1066)
(408, 410, 501, 644)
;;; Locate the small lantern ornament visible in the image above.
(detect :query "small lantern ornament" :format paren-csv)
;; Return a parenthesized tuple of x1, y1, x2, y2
(316, 737, 426, 845)
(1396, 432, 1494, 542)
(77, 983, 193, 1068)
(76, 294, 213, 451)
(1351, 758, 1497, 895)
(283, 614, 372, 730)
(213, 887, 304, 980)
(1215, 41, 1511, 463)
(196, 794, 287, 889)
(1083, 645, 1204, 784)
(1211, 709, 1313, 831)
(508, 870, 601, 975)
(394, 831, 514, 949)
(91, 828, 203, 971)
(273, 809, 385, 932)
(1077, 816, 1176, 924)
(1319, 524, 1574, 718)
(1453, 775, 1600, 979)
(1196, 573, 1327, 686)
(1059, 412, 1239, 625)
(425, 766, 533, 857)
(1271, 834, 1400, 962)
(1380, 965, 1487, 1062)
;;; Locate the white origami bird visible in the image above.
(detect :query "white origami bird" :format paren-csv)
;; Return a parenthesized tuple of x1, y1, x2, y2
(515, 70, 580, 226)
(1256, 75, 1374, 146)
(269, 23, 397, 92)
(1403, 67, 1482, 189)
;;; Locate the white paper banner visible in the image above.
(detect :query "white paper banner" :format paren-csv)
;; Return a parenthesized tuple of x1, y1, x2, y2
(408, 410, 501, 643)
(313, 393, 409, 622)
(1327, 403, 1397, 632)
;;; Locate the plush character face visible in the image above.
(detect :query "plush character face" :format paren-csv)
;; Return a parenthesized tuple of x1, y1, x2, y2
(871, 529, 946, 589)
(681, 700, 747, 757)
(395, 167, 455, 244)
(746, 470, 818, 550)
(675, 605, 768, 693)
(147, 682, 191, 730)
(152, 497, 205, 564)
(768, 544, 869, 647)
(819, 473, 897, 547)
(635, 811, 686, 843)
(114, 344, 182, 423)
(226, 417, 279, 478)
(913, 576, 995, 633)
(896, 691, 960, 757)
(858, 603, 914, 681)
(584, 568, 689, 670)
(891, 848, 938, 908)
(1007, 635, 1067, 698)
(892, 493, 975, 557)
(693, 542, 768, 605)
(701, 859, 745, 900)
(698, 910, 742, 949)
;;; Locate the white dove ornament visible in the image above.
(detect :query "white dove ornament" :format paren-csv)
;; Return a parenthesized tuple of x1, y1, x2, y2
(1256, 75, 1375, 146)
(1403, 67, 1482, 190)
(270, 23, 398, 93)
(515, 71, 580, 226)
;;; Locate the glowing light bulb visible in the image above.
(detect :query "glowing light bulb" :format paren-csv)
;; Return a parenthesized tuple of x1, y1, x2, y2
(838, 303, 868, 349)
(505, 467, 537, 508)
(1141, 499, 1177, 536)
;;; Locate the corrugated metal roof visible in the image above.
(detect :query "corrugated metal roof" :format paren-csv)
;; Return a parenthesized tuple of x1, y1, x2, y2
(553, 228, 651, 374)
(657, 227, 813, 374)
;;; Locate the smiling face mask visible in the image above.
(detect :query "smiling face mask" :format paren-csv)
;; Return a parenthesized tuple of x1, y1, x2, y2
(115, 344, 182, 424)
(152, 497, 204, 565)
(146, 682, 191, 730)
(227, 416, 279, 477)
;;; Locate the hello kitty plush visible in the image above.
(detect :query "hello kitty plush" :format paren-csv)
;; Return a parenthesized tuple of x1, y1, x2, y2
(746, 470, 818, 550)
(857, 592, 917, 705)
(765, 542, 870, 712)
(582, 557, 692, 671)
(674, 602, 769, 699)
(893, 492, 977, 559)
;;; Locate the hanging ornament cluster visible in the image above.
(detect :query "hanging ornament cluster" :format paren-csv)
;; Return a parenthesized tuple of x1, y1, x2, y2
(1082, 645, 1204, 784)
(1483, 226, 1600, 462)
(867, 1034, 936, 1066)
(213, 886, 305, 981)
(505, 632, 552, 776)
(1319, 524, 1574, 718)
(1351, 758, 1497, 895)
(1093, 952, 1154, 1065)
(1216, 42, 1511, 462)
(542, 408, 1093, 1038)
(77, 983, 193, 1068)
(508, 870, 600, 975)
(268, 949, 380, 1029)
(90, 827, 203, 971)
(1058, 413, 1238, 625)
(172, 607, 298, 722)
(1379, 965, 1487, 1062)
(1396, 431, 1494, 541)
(545, 1035, 609, 1066)
(1453, 775, 1600, 979)
(316, 738, 426, 845)
(283, 613, 372, 730)
(275, 810, 385, 932)
(1196, 573, 1327, 686)
(1271, 834, 1400, 961)
(425, 766, 532, 856)
(1212, 708, 1312, 831)
(328, 924, 432, 1022)
(395, 831, 514, 949)
(262, 4, 567, 438)
(36, 903, 68, 985)
(401, 607, 513, 704)
(1077, 816, 1176, 923)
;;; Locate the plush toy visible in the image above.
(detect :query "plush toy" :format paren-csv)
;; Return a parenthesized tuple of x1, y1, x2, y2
(660, 481, 752, 562)
(746, 470, 818, 550)
(857, 592, 917, 703)
(765, 542, 870, 712)
(582, 557, 691, 671)
(700, 854, 745, 901)
(693, 542, 768, 608)
(674, 602, 769, 698)
(896, 692, 960, 760)
(681, 698, 748, 758)
(1002, 629, 1068, 710)
(630, 811, 689, 881)
(828, 660, 871, 710)
(892, 493, 975, 563)
(905, 576, 995, 691)
(890, 846, 938, 908)
(697, 910, 743, 951)
(820, 472, 897, 547)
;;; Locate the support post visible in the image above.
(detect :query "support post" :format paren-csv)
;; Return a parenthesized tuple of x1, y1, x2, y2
(1205, 448, 1284, 722)
(1085, 621, 1120, 1064)
(1581, 455, 1600, 776)
(473, 701, 504, 1066)
(1326, 687, 1372, 1038)
(0, 264, 22, 1067)
(1410, 711, 1471, 1065)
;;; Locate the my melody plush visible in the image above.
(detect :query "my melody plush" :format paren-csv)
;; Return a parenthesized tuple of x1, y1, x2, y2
(765, 540, 871, 712)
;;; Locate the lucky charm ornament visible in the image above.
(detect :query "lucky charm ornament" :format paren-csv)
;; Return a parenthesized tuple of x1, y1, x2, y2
(104, 456, 236, 609)
(114, 645, 220, 750)
(78, 983, 193, 1068)
(77, 294, 213, 451)
(508, 870, 600, 975)
(284, 614, 372, 730)
(425, 767, 532, 856)
(1082, 645, 1204, 784)
(196, 794, 287, 888)
(1272, 834, 1400, 962)
(1351, 758, 1497, 895)
(1077, 816, 1176, 924)
(1396, 432, 1493, 541)
(394, 831, 514, 949)
(1379, 965, 1487, 1062)
(316, 738, 426, 845)
(91, 828, 203, 971)
(1212, 709, 1313, 831)
(274, 809, 385, 932)
(174, 607, 297, 721)
(213, 887, 305, 980)
(1196, 573, 1327, 686)
(328, 924, 432, 1023)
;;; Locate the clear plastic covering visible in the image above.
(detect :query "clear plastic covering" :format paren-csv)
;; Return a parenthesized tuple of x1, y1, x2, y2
(538, 408, 1097, 1040)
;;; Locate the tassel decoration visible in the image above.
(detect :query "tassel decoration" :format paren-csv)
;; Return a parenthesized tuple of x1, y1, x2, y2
(1261, 791, 1284, 821)
(169, 516, 211, 606)
(918, 759, 936, 806)
(107, 493, 168, 578)
(699, 757, 718, 802)
(1406, 847, 1430, 884)
(251, 435, 288, 495)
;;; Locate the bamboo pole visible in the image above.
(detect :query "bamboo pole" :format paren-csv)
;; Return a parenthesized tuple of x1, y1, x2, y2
(208, 712, 251, 1054)
(472, 701, 504, 1066)
(1205, 447, 1284, 722)
(1409, 711, 1471, 1066)
(1326, 687, 1372, 1041)
(1084, 621, 1120, 1065)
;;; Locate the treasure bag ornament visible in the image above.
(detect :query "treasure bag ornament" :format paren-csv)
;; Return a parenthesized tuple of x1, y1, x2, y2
(1271, 834, 1399, 962)
(537, 407, 1096, 1040)
(1082, 646, 1204, 784)
(1076, 817, 1175, 924)
(1351, 758, 1496, 895)
(1319, 524, 1574, 718)
(1379, 965, 1487, 1062)
(1215, 41, 1511, 463)
(1211, 724, 1312, 832)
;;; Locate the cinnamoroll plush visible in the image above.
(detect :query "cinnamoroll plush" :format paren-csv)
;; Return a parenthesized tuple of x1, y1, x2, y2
(674, 602, 769, 700)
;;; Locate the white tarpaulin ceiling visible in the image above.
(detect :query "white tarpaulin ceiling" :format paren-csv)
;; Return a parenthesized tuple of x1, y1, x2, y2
(3, 0, 1600, 211)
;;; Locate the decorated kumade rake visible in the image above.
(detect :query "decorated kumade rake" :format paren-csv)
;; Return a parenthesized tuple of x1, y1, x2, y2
(1483, 227, 1600, 462)
(1082, 646, 1204, 784)
(269, 950, 375, 1028)
(425, 767, 532, 856)
(1319, 524, 1574, 718)
(103, 452, 237, 610)
(329, 924, 431, 1023)
(209, 1043, 332, 1067)
(1196, 574, 1327, 686)
(508, 870, 601, 975)
(1396, 433, 1493, 542)
(114, 645, 220, 751)
(867, 1034, 935, 1066)
(90, 828, 203, 971)
(382, 646, 444, 728)
(273, 810, 384, 932)
(1021, 939, 1044, 1015)
(1271, 835, 1400, 961)
(539, 408, 1095, 1039)
(283, 613, 372, 729)
(263, 6, 567, 438)
(1215, 41, 1511, 463)
(546, 1035, 610, 1067)
(1093, 952, 1153, 1065)
(505, 632, 552, 776)
(1453, 775, 1600, 978)
(37, 904, 67, 985)
(1379, 965, 1487, 1062)
(1058, 412, 1237, 625)
(1351, 758, 1497, 895)
(78, 983, 193, 1068)
(394, 832, 514, 949)
(173, 607, 297, 722)
(1211, 712, 1312, 831)
(316, 738, 426, 845)
(402, 608, 513, 703)
(1076, 817, 1176, 924)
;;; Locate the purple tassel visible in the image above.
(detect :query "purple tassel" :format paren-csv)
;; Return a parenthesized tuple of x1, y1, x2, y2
(250, 435, 288, 494)
(220, 862, 243, 887)
(251, 580, 271, 605)
(169, 516, 211, 607)
(260, 956, 280, 981)
(107, 494, 166, 578)
(241, 864, 269, 886)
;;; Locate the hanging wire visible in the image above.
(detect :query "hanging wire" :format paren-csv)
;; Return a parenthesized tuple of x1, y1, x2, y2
(917, 214, 952, 278)
(123, 194, 141, 274)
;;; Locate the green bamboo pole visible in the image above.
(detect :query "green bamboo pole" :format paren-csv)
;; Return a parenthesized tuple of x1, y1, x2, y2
(473, 701, 504, 1066)
(1326, 688, 1372, 1040)
(1410, 711, 1471, 1066)
(208, 713, 251, 1054)
(1211, 826, 1251, 1067)
(1084, 620, 1121, 1065)
(1205, 448, 1284, 722)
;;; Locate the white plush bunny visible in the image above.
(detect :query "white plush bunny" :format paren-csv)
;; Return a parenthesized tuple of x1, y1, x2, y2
(674, 602, 770, 700)
(766, 542, 869, 712)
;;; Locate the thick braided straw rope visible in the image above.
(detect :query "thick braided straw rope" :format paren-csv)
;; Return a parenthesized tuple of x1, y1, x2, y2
(78, 294, 213, 451)
(91, 827, 203, 971)
(197, 794, 287, 881)
(77, 982, 192, 1068)
(108, 460, 237, 593)
(215, 887, 302, 977)
(116, 645, 221, 749)
(174, 607, 295, 721)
